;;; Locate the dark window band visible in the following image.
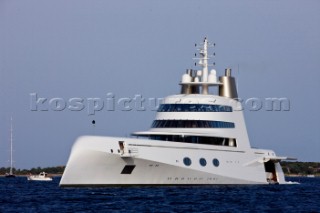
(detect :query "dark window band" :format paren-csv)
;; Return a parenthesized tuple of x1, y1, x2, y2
(151, 120, 235, 128)
(158, 104, 232, 112)
(147, 135, 237, 147)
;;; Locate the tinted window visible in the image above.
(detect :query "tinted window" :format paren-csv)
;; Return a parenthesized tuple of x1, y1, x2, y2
(158, 104, 232, 112)
(199, 158, 207, 167)
(213, 158, 220, 167)
(183, 157, 192, 166)
(151, 120, 235, 128)
(147, 135, 237, 147)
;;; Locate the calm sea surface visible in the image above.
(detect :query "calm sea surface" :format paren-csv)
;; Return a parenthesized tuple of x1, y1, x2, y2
(0, 177, 319, 212)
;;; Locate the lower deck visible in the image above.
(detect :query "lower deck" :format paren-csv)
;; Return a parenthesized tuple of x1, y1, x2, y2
(60, 136, 287, 186)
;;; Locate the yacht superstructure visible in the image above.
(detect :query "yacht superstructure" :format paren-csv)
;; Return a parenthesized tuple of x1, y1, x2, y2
(60, 38, 293, 186)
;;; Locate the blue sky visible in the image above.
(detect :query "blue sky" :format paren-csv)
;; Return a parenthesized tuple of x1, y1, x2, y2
(0, 0, 319, 169)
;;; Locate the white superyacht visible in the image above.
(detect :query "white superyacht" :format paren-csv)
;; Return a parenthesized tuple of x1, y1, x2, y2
(60, 38, 294, 186)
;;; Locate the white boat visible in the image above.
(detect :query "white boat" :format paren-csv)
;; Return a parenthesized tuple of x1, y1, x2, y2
(306, 175, 315, 178)
(5, 117, 15, 178)
(60, 38, 295, 187)
(27, 172, 53, 181)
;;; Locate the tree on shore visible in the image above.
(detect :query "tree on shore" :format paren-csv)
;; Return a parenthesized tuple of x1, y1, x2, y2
(0, 166, 65, 175)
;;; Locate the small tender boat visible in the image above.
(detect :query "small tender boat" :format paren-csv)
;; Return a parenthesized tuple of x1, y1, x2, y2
(307, 175, 315, 178)
(27, 172, 53, 181)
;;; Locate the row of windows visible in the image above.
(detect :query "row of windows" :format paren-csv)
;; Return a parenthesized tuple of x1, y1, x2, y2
(151, 120, 235, 128)
(183, 157, 220, 167)
(148, 135, 237, 147)
(158, 104, 232, 112)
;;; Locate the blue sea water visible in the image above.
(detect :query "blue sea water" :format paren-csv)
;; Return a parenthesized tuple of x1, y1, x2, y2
(0, 177, 319, 212)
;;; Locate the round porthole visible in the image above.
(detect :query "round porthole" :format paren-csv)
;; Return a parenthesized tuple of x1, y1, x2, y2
(183, 157, 192, 166)
(199, 158, 207, 167)
(213, 158, 220, 167)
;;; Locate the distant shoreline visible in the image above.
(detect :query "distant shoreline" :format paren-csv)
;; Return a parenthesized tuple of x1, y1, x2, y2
(0, 174, 62, 177)
(1, 162, 319, 178)
(0, 174, 318, 178)
(285, 174, 319, 177)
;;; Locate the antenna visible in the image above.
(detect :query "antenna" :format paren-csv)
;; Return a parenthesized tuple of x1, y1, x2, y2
(10, 117, 13, 175)
(193, 37, 216, 94)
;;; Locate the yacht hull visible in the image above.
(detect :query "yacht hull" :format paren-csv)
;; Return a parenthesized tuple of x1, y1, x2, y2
(60, 136, 287, 187)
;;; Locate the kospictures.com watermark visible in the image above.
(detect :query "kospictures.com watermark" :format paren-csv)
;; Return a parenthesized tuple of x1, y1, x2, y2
(29, 92, 290, 115)
(30, 93, 163, 115)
